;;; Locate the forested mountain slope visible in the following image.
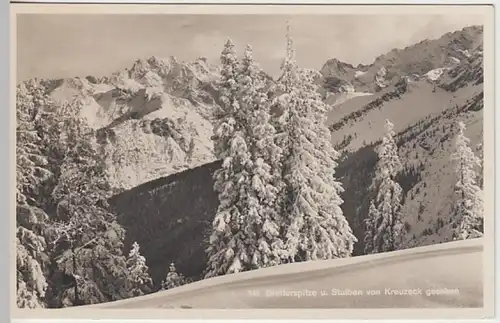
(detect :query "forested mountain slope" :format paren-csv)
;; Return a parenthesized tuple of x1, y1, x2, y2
(111, 93, 483, 282)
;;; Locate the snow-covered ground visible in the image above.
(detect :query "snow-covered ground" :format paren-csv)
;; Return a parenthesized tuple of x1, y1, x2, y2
(354, 70, 367, 78)
(425, 68, 446, 81)
(328, 91, 373, 107)
(86, 238, 483, 309)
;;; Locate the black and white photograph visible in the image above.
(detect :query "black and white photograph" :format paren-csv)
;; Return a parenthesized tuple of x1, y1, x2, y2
(12, 3, 495, 318)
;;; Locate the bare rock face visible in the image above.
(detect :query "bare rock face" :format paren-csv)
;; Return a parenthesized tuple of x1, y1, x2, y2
(37, 56, 221, 191)
(318, 25, 483, 94)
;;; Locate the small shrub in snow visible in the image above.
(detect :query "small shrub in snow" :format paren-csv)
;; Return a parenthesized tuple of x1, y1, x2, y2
(126, 241, 153, 297)
(161, 263, 186, 290)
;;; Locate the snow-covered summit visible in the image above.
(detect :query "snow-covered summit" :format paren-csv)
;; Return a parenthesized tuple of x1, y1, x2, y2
(124, 55, 220, 91)
(18, 56, 221, 191)
(318, 25, 483, 94)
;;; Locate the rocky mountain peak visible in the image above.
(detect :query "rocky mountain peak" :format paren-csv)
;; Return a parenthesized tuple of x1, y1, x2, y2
(318, 24, 483, 95)
(321, 58, 356, 75)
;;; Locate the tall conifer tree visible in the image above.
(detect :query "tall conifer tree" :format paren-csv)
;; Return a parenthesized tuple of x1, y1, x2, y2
(364, 120, 404, 254)
(275, 24, 357, 262)
(49, 99, 130, 307)
(206, 42, 287, 277)
(206, 39, 250, 277)
(16, 80, 53, 308)
(451, 121, 483, 240)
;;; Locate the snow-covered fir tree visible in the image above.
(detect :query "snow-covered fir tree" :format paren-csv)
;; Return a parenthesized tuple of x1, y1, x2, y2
(16, 229, 48, 308)
(161, 263, 186, 290)
(205, 39, 250, 278)
(47, 99, 130, 307)
(274, 24, 357, 262)
(206, 43, 286, 277)
(475, 141, 484, 189)
(15, 80, 53, 308)
(16, 81, 52, 206)
(235, 45, 286, 269)
(451, 121, 483, 240)
(126, 242, 153, 297)
(364, 119, 405, 254)
(363, 201, 378, 255)
(212, 38, 241, 159)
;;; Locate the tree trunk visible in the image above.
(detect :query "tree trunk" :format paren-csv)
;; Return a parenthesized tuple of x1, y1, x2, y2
(72, 245, 80, 306)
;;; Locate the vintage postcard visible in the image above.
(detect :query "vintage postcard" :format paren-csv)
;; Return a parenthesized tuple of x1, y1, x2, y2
(10, 3, 495, 320)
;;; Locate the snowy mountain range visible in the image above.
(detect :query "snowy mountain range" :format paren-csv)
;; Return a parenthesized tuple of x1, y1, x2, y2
(29, 56, 220, 190)
(19, 25, 483, 193)
(319, 25, 482, 96)
(17, 25, 484, 287)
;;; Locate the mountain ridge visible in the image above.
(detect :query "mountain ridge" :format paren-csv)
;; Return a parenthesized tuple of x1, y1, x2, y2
(319, 25, 483, 96)
(16, 24, 484, 192)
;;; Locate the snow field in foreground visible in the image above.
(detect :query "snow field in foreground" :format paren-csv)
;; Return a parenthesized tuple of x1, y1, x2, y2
(85, 238, 483, 309)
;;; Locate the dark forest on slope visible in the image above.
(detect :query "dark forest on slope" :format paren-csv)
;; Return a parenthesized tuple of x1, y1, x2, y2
(110, 136, 423, 286)
(110, 83, 484, 286)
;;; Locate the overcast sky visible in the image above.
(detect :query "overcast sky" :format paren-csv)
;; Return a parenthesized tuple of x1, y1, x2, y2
(17, 14, 484, 82)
